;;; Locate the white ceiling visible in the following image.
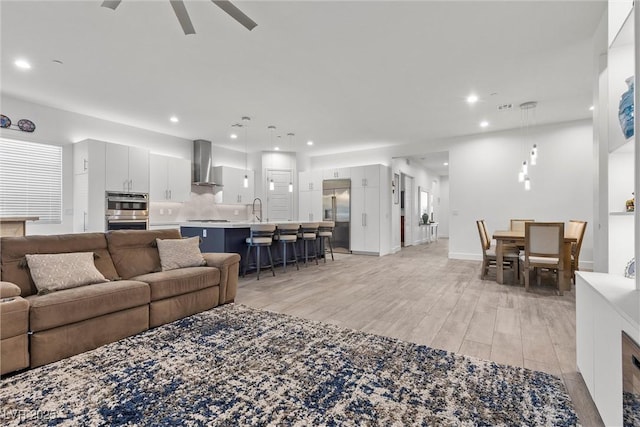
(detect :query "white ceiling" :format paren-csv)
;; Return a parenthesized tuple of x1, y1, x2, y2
(0, 0, 605, 166)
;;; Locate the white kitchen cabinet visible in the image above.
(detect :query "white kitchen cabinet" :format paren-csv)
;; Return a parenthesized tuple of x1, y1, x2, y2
(299, 170, 323, 191)
(105, 143, 149, 193)
(150, 154, 191, 202)
(323, 167, 350, 180)
(73, 140, 107, 232)
(298, 189, 322, 222)
(351, 165, 380, 188)
(213, 166, 254, 204)
(350, 164, 390, 254)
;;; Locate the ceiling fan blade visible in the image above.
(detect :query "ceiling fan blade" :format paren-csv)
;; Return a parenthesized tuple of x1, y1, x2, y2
(212, 1, 257, 31)
(170, 0, 196, 35)
(101, 0, 122, 10)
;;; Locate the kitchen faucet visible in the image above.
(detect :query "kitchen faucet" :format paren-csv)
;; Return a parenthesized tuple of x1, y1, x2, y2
(252, 198, 263, 223)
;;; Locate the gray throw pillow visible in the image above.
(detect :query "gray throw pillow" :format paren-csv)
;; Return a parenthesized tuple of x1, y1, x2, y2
(156, 236, 206, 271)
(26, 252, 108, 295)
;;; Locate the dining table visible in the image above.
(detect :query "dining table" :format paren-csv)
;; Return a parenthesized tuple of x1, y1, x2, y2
(492, 228, 578, 293)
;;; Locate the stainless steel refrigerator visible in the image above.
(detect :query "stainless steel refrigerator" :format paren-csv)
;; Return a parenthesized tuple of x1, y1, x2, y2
(323, 179, 350, 253)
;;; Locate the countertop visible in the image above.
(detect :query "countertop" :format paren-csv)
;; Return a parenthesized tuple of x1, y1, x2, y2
(0, 216, 39, 222)
(180, 220, 311, 229)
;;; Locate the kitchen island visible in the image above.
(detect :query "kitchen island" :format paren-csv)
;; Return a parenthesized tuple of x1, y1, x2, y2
(180, 221, 326, 271)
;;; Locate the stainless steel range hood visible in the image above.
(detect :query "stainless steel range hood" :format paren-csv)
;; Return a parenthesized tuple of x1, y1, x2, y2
(192, 139, 222, 186)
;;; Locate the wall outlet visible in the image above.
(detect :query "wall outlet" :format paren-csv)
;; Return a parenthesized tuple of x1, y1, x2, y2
(202, 229, 207, 238)
(234, 210, 239, 216)
(159, 208, 164, 215)
(168, 209, 172, 215)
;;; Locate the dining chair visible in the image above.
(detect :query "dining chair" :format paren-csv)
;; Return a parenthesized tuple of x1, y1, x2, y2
(519, 222, 564, 295)
(567, 220, 587, 284)
(510, 219, 535, 232)
(476, 220, 519, 282)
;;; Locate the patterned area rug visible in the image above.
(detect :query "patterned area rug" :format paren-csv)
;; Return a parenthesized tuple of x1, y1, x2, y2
(1, 304, 577, 426)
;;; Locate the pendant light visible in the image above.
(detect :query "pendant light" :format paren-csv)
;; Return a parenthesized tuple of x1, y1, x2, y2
(518, 101, 537, 189)
(287, 132, 295, 193)
(241, 117, 251, 188)
(268, 125, 276, 191)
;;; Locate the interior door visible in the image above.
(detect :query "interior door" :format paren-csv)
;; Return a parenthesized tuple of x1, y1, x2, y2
(266, 169, 293, 221)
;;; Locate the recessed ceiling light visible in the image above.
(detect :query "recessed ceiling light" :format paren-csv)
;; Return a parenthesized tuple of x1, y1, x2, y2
(589, 105, 594, 111)
(480, 120, 489, 128)
(443, 162, 449, 166)
(169, 116, 179, 123)
(274, 147, 280, 151)
(466, 94, 479, 104)
(230, 133, 238, 139)
(307, 141, 313, 146)
(14, 59, 31, 70)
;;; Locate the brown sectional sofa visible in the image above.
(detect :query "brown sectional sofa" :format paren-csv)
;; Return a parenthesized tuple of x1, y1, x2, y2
(0, 229, 240, 374)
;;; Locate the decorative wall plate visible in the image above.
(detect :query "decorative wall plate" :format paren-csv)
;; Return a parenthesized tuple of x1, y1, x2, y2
(0, 114, 11, 128)
(624, 258, 635, 279)
(17, 119, 36, 132)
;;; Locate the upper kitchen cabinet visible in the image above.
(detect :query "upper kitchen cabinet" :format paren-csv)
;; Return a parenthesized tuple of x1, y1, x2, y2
(351, 165, 381, 188)
(213, 166, 254, 204)
(105, 143, 149, 193)
(150, 154, 191, 202)
(299, 170, 323, 191)
(323, 167, 351, 180)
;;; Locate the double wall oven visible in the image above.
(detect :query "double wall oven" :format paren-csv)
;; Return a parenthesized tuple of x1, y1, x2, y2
(105, 192, 149, 231)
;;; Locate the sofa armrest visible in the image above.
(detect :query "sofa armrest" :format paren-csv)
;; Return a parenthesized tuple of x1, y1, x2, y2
(0, 281, 21, 298)
(202, 253, 241, 304)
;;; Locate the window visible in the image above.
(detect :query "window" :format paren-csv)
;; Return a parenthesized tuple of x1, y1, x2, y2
(0, 138, 62, 224)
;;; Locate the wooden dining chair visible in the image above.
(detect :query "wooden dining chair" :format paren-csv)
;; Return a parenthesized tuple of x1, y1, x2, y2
(476, 220, 519, 282)
(519, 222, 564, 295)
(510, 219, 535, 232)
(567, 220, 587, 284)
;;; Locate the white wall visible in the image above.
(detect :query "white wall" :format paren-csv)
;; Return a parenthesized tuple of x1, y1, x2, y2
(439, 176, 450, 237)
(448, 119, 594, 269)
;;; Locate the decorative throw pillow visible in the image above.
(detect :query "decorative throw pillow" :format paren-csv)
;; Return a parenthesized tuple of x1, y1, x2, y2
(26, 252, 108, 295)
(156, 237, 206, 271)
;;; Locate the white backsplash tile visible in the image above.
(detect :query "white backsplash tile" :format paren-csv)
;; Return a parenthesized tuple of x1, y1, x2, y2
(149, 185, 251, 223)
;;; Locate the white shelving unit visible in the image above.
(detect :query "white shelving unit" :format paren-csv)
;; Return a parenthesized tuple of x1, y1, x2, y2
(576, 3, 639, 425)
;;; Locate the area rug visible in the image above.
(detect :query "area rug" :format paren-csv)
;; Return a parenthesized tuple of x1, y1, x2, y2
(0, 304, 577, 426)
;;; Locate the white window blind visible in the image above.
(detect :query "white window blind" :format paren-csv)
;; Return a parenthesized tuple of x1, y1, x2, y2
(0, 138, 62, 224)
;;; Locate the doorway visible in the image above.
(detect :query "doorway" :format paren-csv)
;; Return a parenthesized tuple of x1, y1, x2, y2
(266, 169, 293, 222)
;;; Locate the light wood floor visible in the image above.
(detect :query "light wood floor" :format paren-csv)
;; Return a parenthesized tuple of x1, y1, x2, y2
(235, 239, 603, 426)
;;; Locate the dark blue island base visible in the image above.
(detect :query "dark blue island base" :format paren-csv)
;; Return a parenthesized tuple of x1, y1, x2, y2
(181, 226, 325, 274)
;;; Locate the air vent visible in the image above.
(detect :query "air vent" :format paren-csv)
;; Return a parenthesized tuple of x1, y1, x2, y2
(497, 103, 513, 111)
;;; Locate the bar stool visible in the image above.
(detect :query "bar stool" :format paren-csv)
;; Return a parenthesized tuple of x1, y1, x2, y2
(273, 223, 300, 273)
(317, 221, 335, 262)
(298, 222, 319, 266)
(242, 223, 276, 280)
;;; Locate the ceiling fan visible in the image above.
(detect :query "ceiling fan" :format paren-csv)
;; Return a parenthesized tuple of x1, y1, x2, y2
(101, 0, 257, 34)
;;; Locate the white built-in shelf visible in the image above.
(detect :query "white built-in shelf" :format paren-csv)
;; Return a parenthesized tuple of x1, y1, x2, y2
(610, 211, 635, 215)
(578, 271, 639, 332)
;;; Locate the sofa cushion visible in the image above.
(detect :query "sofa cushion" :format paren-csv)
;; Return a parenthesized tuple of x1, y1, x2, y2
(0, 281, 21, 298)
(132, 267, 220, 301)
(26, 280, 150, 332)
(26, 252, 107, 295)
(156, 236, 206, 271)
(1, 233, 119, 297)
(106, 229, 182, 280)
